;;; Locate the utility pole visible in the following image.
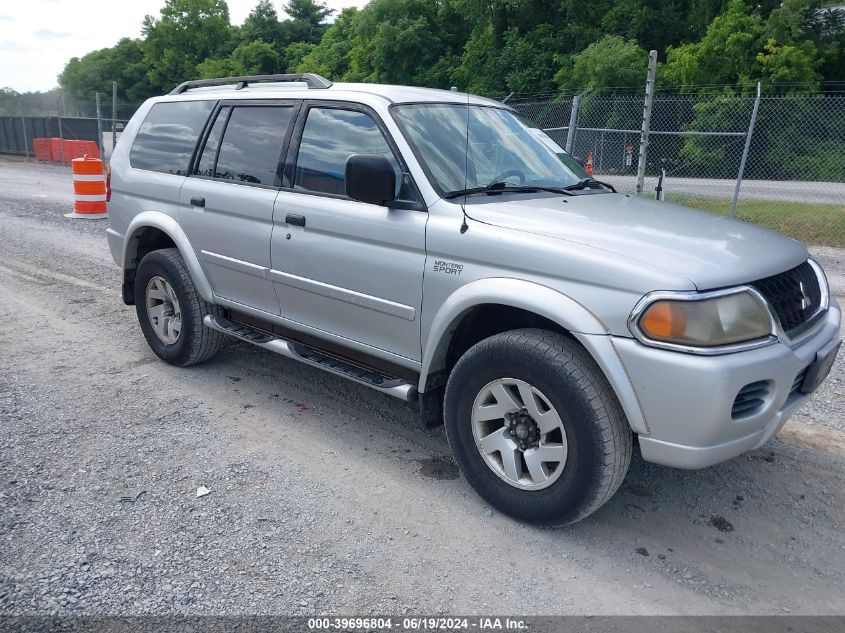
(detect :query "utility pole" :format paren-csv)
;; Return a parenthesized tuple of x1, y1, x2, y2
(636, 50, 658, 196)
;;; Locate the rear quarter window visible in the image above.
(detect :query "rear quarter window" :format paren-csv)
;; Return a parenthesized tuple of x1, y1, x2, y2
(129, 101, 214, 175)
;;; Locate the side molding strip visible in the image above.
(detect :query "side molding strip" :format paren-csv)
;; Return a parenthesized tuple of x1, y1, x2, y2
(200, 250, 269, 277)
(268, 268, 416, 321)
(197, 251, 416, 321)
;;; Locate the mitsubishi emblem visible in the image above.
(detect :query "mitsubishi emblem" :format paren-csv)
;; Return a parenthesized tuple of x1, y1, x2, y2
(799, 281, 811, 311)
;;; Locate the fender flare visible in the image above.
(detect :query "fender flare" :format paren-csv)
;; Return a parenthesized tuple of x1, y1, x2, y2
(122, 211, 215, 303)
(419, 277, 648, 435)
(420, 277, 607, 386)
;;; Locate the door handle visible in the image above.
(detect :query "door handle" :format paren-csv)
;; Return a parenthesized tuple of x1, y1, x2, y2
(190, 196, 205, 207)
(286, 213, 306, 227)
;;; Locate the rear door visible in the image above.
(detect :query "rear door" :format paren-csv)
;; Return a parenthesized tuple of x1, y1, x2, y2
(179, 100, 298, 314)
(270, 102, 427, 362)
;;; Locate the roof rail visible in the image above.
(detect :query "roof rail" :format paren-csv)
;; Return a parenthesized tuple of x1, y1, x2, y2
(168, 73, 333, 95)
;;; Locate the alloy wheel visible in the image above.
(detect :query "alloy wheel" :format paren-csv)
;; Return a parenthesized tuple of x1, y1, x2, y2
(470, 378, 568, 490)
(145, 276, 182, 345)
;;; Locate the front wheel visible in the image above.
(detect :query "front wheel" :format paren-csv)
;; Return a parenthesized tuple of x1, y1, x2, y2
(444, 329, 631, 526)
(134, 248, 223, 367)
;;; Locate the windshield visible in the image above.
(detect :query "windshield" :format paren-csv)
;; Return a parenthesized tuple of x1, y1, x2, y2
(517, 116, 590, 179)
(391, 104, 584, 196)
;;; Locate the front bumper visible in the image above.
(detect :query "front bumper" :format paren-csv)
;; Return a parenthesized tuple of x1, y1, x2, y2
(611, 299, 841, 469)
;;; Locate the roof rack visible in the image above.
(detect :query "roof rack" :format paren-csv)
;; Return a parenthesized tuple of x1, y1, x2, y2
(168, 73, 333, 95)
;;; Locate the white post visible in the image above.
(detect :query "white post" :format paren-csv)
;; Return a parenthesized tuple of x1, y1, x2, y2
(636, 50, 658, 196)
(730, 82, 762, 218)
(19, 96, 30, 161)
(112, 81, 118, 159)
(95, 92, 104, 161)
(565, 89, 590, 154)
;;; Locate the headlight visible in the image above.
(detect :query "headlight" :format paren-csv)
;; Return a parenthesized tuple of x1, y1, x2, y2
(631, 290, 774, 350)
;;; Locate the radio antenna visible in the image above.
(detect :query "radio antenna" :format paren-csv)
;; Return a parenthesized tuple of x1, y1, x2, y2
(460, 89, 470, 234)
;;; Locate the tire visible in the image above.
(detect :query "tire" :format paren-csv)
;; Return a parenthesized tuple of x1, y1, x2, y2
(444, 328, 631, 526)
(134, 248, 224, 367)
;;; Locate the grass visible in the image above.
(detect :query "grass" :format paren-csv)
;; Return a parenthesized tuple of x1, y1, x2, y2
(660, 194, 845, 248)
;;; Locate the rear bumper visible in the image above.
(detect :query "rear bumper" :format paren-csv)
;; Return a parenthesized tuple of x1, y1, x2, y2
(611, 299, 841, 469)
(106, 227, 123, 267)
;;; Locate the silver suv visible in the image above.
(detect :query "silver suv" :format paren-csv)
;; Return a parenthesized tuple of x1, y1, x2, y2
(107, 74, 841, 525)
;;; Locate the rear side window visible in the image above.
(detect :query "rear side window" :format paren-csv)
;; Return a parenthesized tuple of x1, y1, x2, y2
(294, 107, 400, 197)
(194, 105, 293, 187)
(195, 107, 229, 177)
(214, 106, 293, 186)
(129, 101, 214, 175)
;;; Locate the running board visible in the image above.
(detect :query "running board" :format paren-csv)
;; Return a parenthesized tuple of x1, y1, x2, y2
(203, 315, 418, 402)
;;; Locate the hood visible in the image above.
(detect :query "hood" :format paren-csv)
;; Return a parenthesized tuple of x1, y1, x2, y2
(465, 193, 809, 290)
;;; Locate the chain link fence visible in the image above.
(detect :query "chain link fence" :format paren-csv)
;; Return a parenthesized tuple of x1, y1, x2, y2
(2, 82, 844, 247)
(0, 91, 144, 160)
(508, 86, 845, 248)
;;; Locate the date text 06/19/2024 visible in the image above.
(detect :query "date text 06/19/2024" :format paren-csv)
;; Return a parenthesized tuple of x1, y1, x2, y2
(307, 617, 528, 630)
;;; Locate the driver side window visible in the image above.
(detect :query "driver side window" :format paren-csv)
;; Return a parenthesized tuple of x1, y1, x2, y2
(294, 107, 402, 198)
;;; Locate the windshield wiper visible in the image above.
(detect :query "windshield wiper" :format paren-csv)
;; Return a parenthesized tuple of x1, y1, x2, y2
(444, 182, 574, 199)
(562, 177, 617, 193)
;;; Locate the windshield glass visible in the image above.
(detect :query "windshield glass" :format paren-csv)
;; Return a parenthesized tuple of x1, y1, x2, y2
(518, 116, 590, 179)
(391, 104, 583, 196)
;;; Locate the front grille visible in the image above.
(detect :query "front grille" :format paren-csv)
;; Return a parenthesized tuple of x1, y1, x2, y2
(750, 261, 822, 333)
(732, 380, 770, 419)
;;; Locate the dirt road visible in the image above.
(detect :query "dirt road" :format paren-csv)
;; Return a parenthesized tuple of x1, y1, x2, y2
(1, 160, 843, 616)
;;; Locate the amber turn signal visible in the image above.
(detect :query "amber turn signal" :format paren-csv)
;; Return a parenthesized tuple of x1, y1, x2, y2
(639, 301, 688, 340)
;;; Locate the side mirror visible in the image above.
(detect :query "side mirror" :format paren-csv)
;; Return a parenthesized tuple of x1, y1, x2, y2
(346, 154, 396, 206)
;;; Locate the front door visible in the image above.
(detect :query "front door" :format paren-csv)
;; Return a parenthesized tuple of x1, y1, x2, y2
(271, 103, 427, 362)
(179, 101, 297, 314)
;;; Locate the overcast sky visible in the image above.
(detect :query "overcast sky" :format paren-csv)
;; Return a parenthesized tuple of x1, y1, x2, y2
(0, 0, 367, 93)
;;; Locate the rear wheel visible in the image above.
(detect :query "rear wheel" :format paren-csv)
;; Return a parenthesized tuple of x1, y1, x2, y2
(444, 328, 631, 526)
(134, 248, 223, 367)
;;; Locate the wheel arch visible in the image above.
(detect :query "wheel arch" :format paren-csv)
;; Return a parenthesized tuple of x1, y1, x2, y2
(420, 278, 648, 434)
(122, 212, 214, 305)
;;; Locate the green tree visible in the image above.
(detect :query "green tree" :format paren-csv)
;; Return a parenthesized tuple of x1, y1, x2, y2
(663, 0, 763, 87)
(756, 38, 820, 87)
(295, 8, 360, 78)
(197, 40, 283, 77)
(0, 88, 24, 116)
(348, 0, 464, 87)
(283, 42, 316, 71)
(142, 0, 233, 92)
(499, 26, 563, 94)
(281, 0, 334, 44)
(805, 2, 845, 82)
(242, 0, 285, 54)
(48, 0, 845, 105)
(556, 35, 649, 91)
(59, 38, 155, 101)
(600, 0, 686, 53)
(449, 25, 502, 95)
(760, 0, 823, 87)
(663, 0, 822, 89)
(0, 87, 69, 116)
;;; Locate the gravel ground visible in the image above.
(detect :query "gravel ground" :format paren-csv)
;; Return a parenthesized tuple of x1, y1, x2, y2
(0, 159, 844, 616)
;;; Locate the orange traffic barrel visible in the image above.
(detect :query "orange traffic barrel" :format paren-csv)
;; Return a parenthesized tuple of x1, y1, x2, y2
(65, 155, 108, 219)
